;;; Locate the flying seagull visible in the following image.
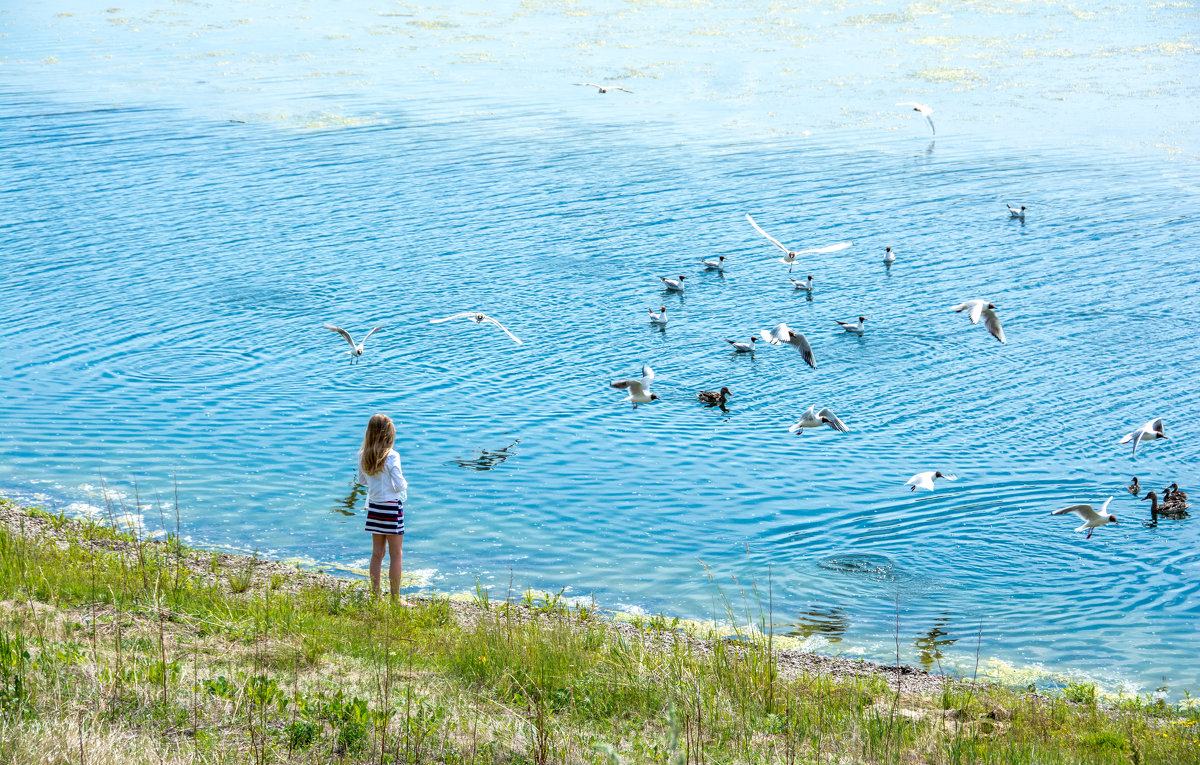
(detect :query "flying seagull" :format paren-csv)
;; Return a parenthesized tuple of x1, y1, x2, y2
(1119, 418, 1166, 458)
(323, 324, 384, 364)
(905, 471, 956, 492)
(744, 213, 850, 273)
(788, 405, 849, 434)
(575, 82, 632, 94)
(610, 364, 658, 408)
(1052, 497, 1117, 539)
(896, 102, 935, 135)
(429, 312, 522, 345)
(760, 322, 817, 368)
(952, 300, 1006, 343)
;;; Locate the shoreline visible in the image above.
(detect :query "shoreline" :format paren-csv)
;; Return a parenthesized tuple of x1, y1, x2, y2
(2, 496, 1197, 763)
(0, 497, 955, 697)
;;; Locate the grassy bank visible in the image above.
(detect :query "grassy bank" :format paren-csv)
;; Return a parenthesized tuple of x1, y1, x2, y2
(0, 498, 1196, 764)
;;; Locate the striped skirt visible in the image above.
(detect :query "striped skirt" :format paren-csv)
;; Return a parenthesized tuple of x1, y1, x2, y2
(365, 500, 404, 536)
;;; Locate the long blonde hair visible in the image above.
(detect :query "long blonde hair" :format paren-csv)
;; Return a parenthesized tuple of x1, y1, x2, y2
(359, 413, 396, 476)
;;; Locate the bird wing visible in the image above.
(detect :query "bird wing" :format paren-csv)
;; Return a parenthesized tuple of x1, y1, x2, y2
(967, 300, 985, 324)
(361, 325, 385, 345)
(323, 324, 357, 348)
(925, 115, 936, 135)
(1149, 418, 1165, 436)
(576, 83, 601, 88)
(482, 316, 522, 345)
(795, 242, 851, 255)
(745, 213, 790, 253)
(787, 331, 817, 368)
(613, 87, 633, 93)
(941, 473, 958, 481)
(611, 379, 646, 397)
(641, 365, 654, 389)
(818, 408, 849, 432)
(981, 309, 1006, 343)
(1053, 504, 1101, 522)
(429, 312, 481, 324)
(906, 472, 933, 490)
(761, 323, 788, 345)
(896, 102, 921, 108)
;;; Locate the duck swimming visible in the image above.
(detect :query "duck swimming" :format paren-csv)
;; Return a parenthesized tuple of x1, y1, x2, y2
(1168, 483, 1188, 503)
(1144, 491, 1189, 520)
(697, 387, 732, 406)
(1127, 477, 1140, 496)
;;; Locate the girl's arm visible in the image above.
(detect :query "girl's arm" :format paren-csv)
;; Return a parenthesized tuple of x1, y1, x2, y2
(388, 453, 408, 496)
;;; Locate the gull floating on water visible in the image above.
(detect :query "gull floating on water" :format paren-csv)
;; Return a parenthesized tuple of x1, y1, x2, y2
(952, 300, 1006, 344)
(1007, 204, 1026, 221)
(1052, 497, 1117, 539)
(790, 275, 814, 292)
(648, 306, 668, 325)
(323, 323, 384, 364)
(760, 323, 817, 368)
(575, 82, 632, 94)
(905, 471, 956, 492)
(659, 275, 686, 292)
(788, 405, 849, 434)
(896, 102, 935, 135)
(726, 336, 757, 353)
(610, 364, 658, 408)
(883, 247, 896, 265)
(1119, 417, 1166, 458)
(744, 213, 850, 273)
(700, 255, 726, 270)
(697, 387, 731, 406)
(835, 316, 867, 335)
(429, 312, 522, 345)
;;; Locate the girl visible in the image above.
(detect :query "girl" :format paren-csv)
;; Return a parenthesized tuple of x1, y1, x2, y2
(356, 413, 410, 603)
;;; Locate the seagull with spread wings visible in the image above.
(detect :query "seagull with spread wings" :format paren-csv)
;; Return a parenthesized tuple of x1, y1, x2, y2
(429, 312, 523, 345)
(952, 300, 1006, 344)
(760, 322, 817, 368)
(744, 214, 850, 273)
(323, 324, 384, 364)
(905, 471, 956, 492)
(1119, 418, 1166, 458)
(575, 82, 632, 94)
(896, 102, 935, 134)
(610, 365, 658, 408)
(1053, 497, 1117, 539)
(788, 405, 849, 434)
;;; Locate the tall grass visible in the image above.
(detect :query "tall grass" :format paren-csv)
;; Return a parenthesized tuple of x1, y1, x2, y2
(0, 498, 1198, 763)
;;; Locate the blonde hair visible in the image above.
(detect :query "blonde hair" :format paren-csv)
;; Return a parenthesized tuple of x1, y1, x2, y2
(359, 413, 396, 476)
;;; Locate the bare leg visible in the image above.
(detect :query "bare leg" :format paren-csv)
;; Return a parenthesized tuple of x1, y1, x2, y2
(386, 534, 405, 603)
(369, 534, 387, 597)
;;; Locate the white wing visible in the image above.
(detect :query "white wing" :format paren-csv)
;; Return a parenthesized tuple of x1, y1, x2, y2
(896, 102, 923, 109)
(361, 325, 385, 345)
(1147, 418, 1164, 436)
(787, 331, 817, 369)
(482, 316, 523, 345)
(429, 312, 482, 324)
(924, 114, 936, 135)
(610, 378, 646, 397)
(1052, 503, 1102, 522)
(761, 323, 790, 345)
(576, 82, 602, 88)
(745, 213, 790, 253)
(906, 472, 934, 490)
(641, 365, 654, 389)
(612, 87, 633, 93)
(323, 324, 357, 348)
(964, 300, 985, 324)
(794, 242, 851, 255)
(981, 309, 1006, 344)
(818, 408, 849, 432)
(941, 473, 958, 482)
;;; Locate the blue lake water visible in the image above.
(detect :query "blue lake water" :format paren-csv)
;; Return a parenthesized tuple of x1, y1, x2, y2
(2, 0, 1199, 697)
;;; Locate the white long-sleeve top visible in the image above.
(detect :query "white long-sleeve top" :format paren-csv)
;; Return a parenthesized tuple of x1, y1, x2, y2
(356, 450, 408, 504)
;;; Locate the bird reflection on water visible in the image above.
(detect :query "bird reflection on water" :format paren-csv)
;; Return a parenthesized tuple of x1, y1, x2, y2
(447, 439, 520, 472)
